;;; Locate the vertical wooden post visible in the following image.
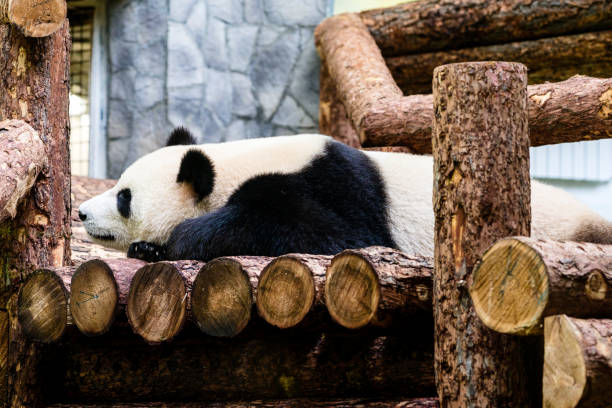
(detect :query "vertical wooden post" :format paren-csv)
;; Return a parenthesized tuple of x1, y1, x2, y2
(432, 62, 532, 407)
(0, 18, 71, 407)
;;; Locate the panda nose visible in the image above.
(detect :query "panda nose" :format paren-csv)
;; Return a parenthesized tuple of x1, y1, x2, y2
(78, 210, 87, 221)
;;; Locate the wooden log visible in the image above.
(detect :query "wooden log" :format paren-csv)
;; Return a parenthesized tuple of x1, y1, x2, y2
(324, 247, 432, 330)
(432, 62, 532, 406)
(127, 262, 199, 344)
(362, 76, 612, 151)
(387, 30, 612, 96)
(47, 397, 440, 407)
(0, 0, 66, 37)
(318, 62, 361, 148)
(191, 257, 256, 337)
(0, 120, 47, 223)
(17, 269, 67, 343)
(315, 13, 403, 146)
(69, 259, 120, 336)
(257, 255, 331, 329)
(0, 19, 70, 408)
(40, 332, 435, 402)
(470, 237, 612, 336)
(359, 0, 612, 57)
(543, 315, 612, 408)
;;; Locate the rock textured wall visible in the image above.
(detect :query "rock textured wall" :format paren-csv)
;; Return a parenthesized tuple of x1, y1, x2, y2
(107, 0, 329, 178)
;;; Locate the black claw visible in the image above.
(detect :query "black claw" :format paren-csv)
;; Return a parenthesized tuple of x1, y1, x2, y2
(128, 241, 167, 262)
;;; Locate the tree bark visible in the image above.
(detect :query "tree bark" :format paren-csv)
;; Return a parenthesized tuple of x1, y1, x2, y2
(40, 331, 435, 403)
(325, 247, 432, 330)
(0, 120, 47, 223)
(0, 0, 66, 37)
(47, 397, 440, 408)
(432, 62, 532, 407)
(470, 237, 612, 336)
(387, 30, 612, 96)
(543, 315, 612, 408)
(358, 0, 612, 57)
(0, 20, 70, 408)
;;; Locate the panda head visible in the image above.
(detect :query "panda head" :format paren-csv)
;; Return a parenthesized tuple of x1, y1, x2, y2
(78, 127, 215, 250)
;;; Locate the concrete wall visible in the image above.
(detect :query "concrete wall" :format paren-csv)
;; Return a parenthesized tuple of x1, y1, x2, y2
(106, 0, 330, 178)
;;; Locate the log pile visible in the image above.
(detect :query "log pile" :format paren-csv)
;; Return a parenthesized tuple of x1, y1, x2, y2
(16, 247, 433, 344)
(470, 237, 612, 408)
(316, 0, 612, 149)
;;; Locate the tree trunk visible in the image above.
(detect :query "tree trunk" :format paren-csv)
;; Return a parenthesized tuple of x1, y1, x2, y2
(0, 120, 47, 223)
(47, 397, 440, 407)
(0, 20, 70, 408)
(325, 247, 433, 330)
(40, 330, 435, 403)
(432, 62, 532, 407)
(471, 237, 612, 335)
(361, 76, 612, 151)
(543, 315, 612, 408)
(387, 30, 612, 96)
(0, 0, 66, 37)
(359, 0, 612, 57)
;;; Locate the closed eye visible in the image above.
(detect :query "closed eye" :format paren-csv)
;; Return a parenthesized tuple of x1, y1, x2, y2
(117, 188, 131, 218)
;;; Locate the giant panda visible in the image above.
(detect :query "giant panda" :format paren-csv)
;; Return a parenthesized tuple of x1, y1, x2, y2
(78, 128, 612, 262)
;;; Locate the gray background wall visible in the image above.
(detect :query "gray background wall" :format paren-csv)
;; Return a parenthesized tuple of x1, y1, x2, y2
(106, 0, 330, 178)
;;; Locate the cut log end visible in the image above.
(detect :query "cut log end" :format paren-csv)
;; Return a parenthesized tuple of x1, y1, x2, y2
(70, 259, 119, 336)
(543, 315, 586, 408)
(191, 258, 252, 337)
(470, 238, 549, 335)
(127, 263, 186, 344)
(325, 251, 380, 329)
(17, 269, 67, 343)
(1, 0, 67, 37)
(257, 256, 315, 329)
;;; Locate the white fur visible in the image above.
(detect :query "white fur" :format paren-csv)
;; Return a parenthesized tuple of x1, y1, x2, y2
(80, 134, 610, 255)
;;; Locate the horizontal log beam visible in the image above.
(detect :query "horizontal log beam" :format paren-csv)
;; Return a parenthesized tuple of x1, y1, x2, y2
(470, 237, 612, 335)
(316, 13, 612, 151)
(543, 315, 612, 408)
(386, 30, 612, 95)
(48, 397, 440, 407)
(358, 0, 612, 57)
(42, 330, 435, 402)
(0, 0, 66, 37)
(325, 247, 433, 329)
(0, 120, 47, 223)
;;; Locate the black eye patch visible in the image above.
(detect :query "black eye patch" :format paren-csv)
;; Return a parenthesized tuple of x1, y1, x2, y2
(117, 188, 131, 218)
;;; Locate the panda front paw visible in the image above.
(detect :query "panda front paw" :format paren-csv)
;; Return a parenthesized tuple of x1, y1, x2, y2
(127, 241, 167, 263)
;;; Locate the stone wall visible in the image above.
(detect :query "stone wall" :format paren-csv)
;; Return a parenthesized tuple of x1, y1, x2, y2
(106, 0, 330, 178)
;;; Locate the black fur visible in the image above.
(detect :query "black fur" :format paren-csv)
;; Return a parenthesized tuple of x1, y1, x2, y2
(166, 127, 196, 146)
(177, 149, 215, 201)
(117, 188, 131, 218)
(128, 141, 397, 262)
(128, 241, 166, 262)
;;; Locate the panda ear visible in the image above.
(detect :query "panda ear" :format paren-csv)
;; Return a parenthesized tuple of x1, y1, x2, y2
(177, 149, 215, 201)
(166, 127, 196, 146)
